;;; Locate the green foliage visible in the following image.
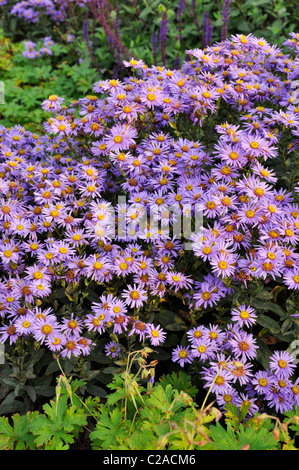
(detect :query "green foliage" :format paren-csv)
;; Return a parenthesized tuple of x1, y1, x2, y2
(0, 412, 38, 450)
(89, 374, 212, 450)
(0, 368, 298, 450)
(0, 374, 100, 450)
(0, 32, 98, 130)
(159, 370, 198, 398)
(206, 402, 299, 450)
(209, 420, 279, 450)
(29, 394, 87, 450)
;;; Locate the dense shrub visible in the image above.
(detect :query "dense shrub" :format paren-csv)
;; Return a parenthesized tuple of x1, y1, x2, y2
(0, 33, 298, 427)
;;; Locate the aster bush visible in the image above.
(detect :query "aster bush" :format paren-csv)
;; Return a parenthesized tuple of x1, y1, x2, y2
(0, 29, 299, 447)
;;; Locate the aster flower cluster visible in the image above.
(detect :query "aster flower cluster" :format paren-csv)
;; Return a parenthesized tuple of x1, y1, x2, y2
(9, 0, 88, 24)
(173, 304, 299, 415)
(22, 36, 55, 59)
(0, 32, 298, 415)
(10, 0, 65, 23)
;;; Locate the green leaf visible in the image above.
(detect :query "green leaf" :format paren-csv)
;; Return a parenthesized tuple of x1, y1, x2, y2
(90, 408, 128, 449)
(256, 337, 272, 369)
(256, 315, 281, 334)
(25, 386, 37, 402)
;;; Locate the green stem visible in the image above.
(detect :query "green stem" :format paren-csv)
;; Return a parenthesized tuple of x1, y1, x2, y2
(200, 366, 223, 411)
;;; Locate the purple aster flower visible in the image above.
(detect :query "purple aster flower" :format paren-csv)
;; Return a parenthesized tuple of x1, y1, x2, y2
(109, 298, 128, 318)
(203, 324, 227, 345)
(45, 334, 64, 352)
(166, 271, 193, 292)
(50, 118, 72, 136)
(252, 370, 276, 396)
(269, 351, 296, 379)
(237, 202, 263, 227)
(210, 251, 237, 278)
(121, 284, 148, 309)
(77, 336, 94, 356)
(265, 387, 294, 414)
(112, 313, 130, 334)
(193, 281, 220, 309)
(104, 124, 137, 152)
(216, 389, 239, 410)
(202, 367, 234, 396)
(60, 334, 83, 359)
(14, 314, 35, 336)
(128, 319, 148, 341)
(228, 359, 253, 386)
(146, 323, 166, 346)
(231, 304, 257, 328)
(32, 316, 61, 344)
(0, 322, 19, 344)
(283, 268, 299, 290)
(60, 313, 84, 336)
(186, 325, 209, 345)
(229, 331, 258, 361)
(84, 311, 109, 334)
(290, 378, 299, 406)
(104, 341, 121, 358)
(191, 338, 217, 362)
(240, 134, 277, 160)
(31, 279, 52, 298)
(172, 345, 193, 367)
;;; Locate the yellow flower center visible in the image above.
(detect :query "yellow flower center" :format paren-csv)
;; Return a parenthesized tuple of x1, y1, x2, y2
(258, 378, 268, 387)
(278, 360, 287, 369)
(246, 210, 255, 218)
(41, 325, 53, 335)
(254, 188, 264, 197)
(119, 262, 128, 270)
(215, 376, 225, 385)
(179, 350, 188, 358)
(240, 310, 249, 319)
(218, 260, 228, 270)
(239, 341, 249, 351)
(250, 141, 259, 149)
(93, 262, 103, 270)
(33, 272, 43, 280)
(147, 93, 156, 101)
(206, 201, 216, 209)
(202, 291, 211, 300)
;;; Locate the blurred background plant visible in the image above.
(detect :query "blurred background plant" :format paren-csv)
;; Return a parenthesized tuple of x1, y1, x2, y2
(1, 0, 299, 130)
